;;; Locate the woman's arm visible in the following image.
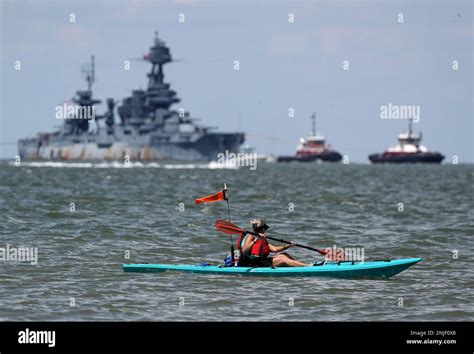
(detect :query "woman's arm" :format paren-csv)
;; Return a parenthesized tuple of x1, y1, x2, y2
(268, 238, 296, 253)
(269, 243, 290, 253)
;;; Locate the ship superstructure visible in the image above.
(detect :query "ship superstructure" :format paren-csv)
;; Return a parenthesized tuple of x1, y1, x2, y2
(18, 32, 244, 161)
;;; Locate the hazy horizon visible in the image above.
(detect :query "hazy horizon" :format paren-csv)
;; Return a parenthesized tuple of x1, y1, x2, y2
(1, 0, 472, 163)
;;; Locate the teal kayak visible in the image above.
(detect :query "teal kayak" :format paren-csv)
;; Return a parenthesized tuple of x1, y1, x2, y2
(122, 258, 422, 279)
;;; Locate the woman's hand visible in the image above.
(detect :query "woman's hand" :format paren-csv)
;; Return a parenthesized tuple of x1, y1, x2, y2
(278, 241, 296, 252)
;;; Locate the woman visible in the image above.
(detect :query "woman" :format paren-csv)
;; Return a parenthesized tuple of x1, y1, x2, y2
(237, 218, 311, 267)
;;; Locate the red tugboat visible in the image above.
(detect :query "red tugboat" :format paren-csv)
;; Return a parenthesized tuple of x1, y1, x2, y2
(277, 114, 342, 163)
(369, 119, 444, 163)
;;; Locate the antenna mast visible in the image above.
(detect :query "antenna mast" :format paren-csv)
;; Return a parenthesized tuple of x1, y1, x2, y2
(408, 117, 413, 137)
(89, 56, 95, 91)
(311, 113, 316, 136)
(81, 55, 95, 91)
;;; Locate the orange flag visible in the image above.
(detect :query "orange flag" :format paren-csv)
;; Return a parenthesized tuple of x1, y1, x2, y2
(195, 190, 227, 205)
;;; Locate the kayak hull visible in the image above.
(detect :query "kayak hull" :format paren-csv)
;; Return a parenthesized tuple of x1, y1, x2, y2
(122, 258, 422, 279)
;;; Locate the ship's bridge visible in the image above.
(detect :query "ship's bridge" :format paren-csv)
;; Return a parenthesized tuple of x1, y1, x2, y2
(304, 134, 326, 146)
(398, 132, 421, 145)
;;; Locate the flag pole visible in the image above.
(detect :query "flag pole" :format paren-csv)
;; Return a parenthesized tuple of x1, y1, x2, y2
(224, 183, 235, 265)
(224, 183, 231, 222)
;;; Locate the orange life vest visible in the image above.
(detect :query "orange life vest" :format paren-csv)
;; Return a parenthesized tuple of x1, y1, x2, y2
(237, 232, 270, 258)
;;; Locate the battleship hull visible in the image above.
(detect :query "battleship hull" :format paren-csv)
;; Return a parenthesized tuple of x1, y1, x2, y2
(369, 152, 444, 164)
(277, 150, 342, 163)
(18, 132, 244, 162)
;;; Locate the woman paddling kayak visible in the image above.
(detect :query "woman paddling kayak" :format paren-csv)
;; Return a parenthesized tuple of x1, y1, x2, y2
(237, 219, 311, 267)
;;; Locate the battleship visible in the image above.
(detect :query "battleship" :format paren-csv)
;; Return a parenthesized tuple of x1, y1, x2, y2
(369, 119, 444, 163)
(277, 114, 342, 163)
(18, 32, 245, 162)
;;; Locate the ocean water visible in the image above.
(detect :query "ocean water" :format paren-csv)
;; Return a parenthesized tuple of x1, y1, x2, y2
(0, 161, 473, 321)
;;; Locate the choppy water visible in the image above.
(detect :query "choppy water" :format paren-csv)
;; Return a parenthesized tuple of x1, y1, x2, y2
(0, 161, 473, 321)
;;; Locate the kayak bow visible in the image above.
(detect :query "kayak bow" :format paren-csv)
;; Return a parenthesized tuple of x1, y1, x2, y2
(122, 258, 422, 279)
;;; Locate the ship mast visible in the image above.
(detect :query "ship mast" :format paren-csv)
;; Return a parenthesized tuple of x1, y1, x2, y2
(312, 113, 316, 136)
(408, 116, 413, 138)
(81, 56, 95, 91)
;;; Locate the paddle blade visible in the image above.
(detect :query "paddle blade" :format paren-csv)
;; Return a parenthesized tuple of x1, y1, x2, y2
(215, 220, 245, 235)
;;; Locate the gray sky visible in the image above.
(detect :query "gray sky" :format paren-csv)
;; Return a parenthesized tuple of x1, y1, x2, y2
(1, 0, 472, 162)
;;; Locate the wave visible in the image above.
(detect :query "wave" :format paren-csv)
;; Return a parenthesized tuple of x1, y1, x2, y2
(9, 161, 239, 170)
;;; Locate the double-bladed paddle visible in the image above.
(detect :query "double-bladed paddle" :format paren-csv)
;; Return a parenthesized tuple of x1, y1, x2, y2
(215, 219, 345, 261)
